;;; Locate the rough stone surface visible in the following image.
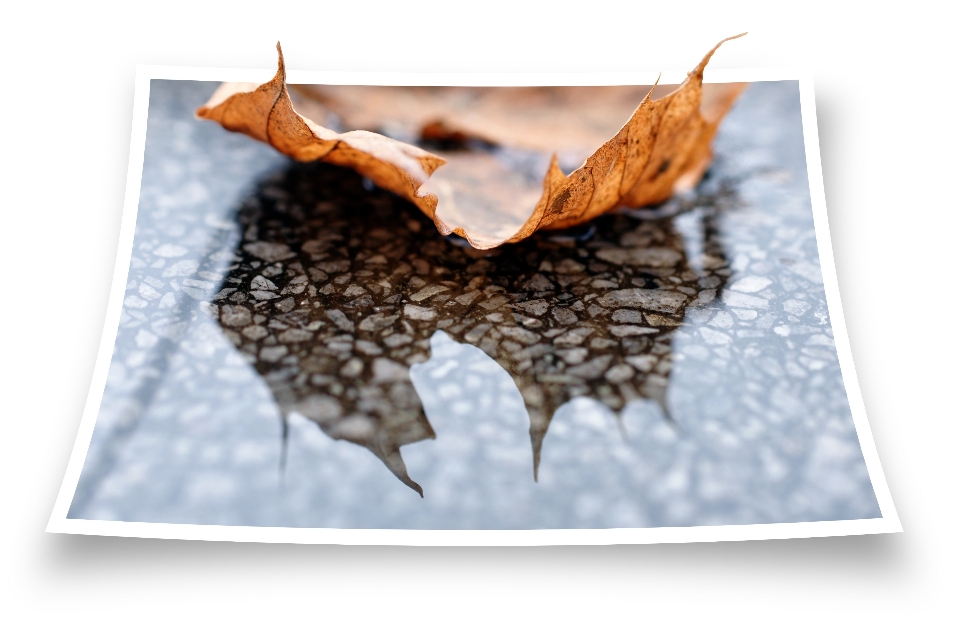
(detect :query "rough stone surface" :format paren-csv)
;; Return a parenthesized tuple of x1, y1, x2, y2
(599, 289, 688, 314)
(68, 79, 880, 530)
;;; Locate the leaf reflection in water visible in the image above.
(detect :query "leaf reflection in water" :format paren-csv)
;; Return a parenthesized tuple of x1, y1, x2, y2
(210, 161, 731, 495)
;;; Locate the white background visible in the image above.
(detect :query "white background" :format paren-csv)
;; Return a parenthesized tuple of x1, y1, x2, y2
(0, 1, 955, 617)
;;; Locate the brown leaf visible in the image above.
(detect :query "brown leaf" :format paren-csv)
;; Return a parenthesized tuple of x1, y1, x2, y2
(198, 36, 746, 249)
(291, 83, 667, 159)
(196, 44, 445, 218)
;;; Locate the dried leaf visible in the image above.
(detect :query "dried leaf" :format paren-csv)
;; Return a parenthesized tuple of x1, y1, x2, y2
(196, 44, 445, 217)
(198, 36, 746, 249)
(292, 80, 743, 169)
(291, 83, 668, 161)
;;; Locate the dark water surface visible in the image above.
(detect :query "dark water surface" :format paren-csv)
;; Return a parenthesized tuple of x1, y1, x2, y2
(68, 79, 881, 529)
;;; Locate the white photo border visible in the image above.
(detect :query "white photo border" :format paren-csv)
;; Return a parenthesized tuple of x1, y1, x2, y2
(46, 64, 902, 546)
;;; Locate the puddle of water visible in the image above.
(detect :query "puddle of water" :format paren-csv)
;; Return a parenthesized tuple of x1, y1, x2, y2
(67, 79, 881, 529)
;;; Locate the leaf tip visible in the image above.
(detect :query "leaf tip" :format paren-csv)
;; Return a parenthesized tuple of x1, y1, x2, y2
(419, 153, 447, 176)
(275, 41, 286, 80)
(694, 32, 748, 77)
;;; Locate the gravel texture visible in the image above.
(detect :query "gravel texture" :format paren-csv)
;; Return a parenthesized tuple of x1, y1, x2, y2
(67, 79, 881, 529)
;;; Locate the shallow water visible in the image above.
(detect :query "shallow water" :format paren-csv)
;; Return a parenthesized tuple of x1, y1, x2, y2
(68, 79, 881, 529)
